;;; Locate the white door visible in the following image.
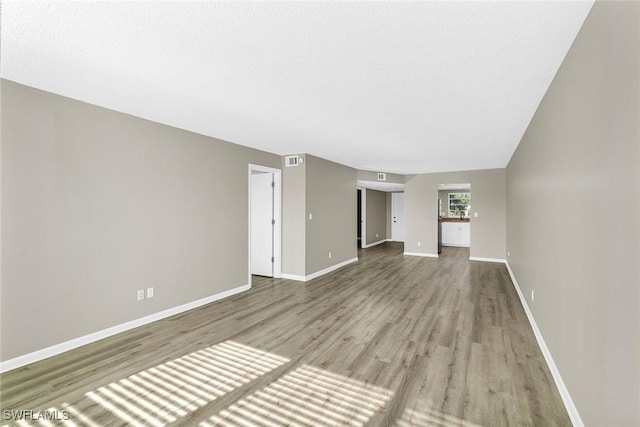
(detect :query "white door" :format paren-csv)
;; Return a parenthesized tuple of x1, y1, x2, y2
(392, 192, 405, 242)
(250, 172, 273, 276)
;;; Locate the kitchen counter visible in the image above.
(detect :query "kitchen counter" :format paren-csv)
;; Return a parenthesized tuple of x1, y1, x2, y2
(441, 217, 470, 223)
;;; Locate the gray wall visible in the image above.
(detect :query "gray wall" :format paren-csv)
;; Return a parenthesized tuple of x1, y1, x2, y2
(365, 189, 387, 244)
(1, 80, 281, 361)
(405, 169, 506, 259)
(506, 2, 639, 425)
(281, 154, 306, 276)
(306, 155, 357, 275)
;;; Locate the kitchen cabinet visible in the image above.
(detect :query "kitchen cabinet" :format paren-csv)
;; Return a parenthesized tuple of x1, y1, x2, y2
(441, 222, 470, 247)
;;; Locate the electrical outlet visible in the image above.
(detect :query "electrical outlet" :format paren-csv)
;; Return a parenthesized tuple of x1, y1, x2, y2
(531, 290, 535, 302)
(146, 287, 154, 299)
(309, 213, 313, 220)
(328, 251, 332, 259)
(137, 289, 145, 301)
(507, 251, 510, 257)
(417, 241, 421, 247)
(376, 233, 379, 238)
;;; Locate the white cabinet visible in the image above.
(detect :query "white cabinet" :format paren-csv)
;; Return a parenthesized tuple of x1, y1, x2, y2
(442, 222, 470, 247)
(459, 223, 470, 246)
(441, 223, 456, 245)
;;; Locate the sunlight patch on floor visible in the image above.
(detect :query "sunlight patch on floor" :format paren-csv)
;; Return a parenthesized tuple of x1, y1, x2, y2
(3, 341, 289, 427)
(202, 365, 393, 427)
(395, 405, 483, 427)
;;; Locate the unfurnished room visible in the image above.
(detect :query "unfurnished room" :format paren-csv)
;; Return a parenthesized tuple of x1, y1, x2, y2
(0, 1, 638, 426)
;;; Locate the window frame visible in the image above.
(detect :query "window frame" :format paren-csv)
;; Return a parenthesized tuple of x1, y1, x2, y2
(448, 192, 471, 218)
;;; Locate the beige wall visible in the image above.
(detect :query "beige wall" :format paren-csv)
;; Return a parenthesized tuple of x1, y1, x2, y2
(405, 169, 506, 259)
(281, 154, 306, 276)
(506, 2, 639, 425)
(365, 189, 387, 244)
(305, 155, 357, 275)
(1, 80, 281, 361)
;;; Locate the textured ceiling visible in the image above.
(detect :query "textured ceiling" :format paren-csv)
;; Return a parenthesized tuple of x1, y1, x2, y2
(1, 1, 593, 174)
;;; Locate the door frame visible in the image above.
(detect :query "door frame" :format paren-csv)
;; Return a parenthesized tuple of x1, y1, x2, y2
(358, 187, 367, 248)
(248, 164, 282, 285)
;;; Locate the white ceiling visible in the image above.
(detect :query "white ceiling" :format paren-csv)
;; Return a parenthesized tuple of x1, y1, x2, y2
(1, 1, 593, 174)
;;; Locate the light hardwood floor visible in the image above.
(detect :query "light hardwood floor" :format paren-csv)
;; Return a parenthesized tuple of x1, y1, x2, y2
(0, 243, 570, 426)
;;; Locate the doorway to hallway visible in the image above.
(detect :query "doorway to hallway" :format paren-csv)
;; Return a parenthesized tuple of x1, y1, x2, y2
(249, 164, 281, 281)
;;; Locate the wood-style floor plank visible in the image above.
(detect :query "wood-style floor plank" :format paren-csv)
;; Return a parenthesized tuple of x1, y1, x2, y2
(0, 243, 571, 426)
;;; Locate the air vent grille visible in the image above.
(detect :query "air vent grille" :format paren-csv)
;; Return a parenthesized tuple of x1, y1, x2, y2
(285, 155, 300, 167)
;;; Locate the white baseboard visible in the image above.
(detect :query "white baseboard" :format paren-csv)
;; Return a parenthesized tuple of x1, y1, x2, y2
(307, 257, 358, 281)
(281, 273, 306, 281)
(0, 284, 251, 374)
(442, 243, 470, 248)
(282, 257, 358, 282)
(403, 252, 439, 258)
(469, 257, 506, 263)
(363, 239, 387, 248)
(505, 261, 584, 427)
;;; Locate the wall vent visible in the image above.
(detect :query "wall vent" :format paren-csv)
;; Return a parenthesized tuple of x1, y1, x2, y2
(285, 155, 300, 167)
(377, 172, 387, 181)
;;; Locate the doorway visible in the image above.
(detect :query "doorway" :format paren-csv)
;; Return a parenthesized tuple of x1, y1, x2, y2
(357, 188, 367, 247)
(391, 192, 405, 242)
(249, 164, 281, 282)
(437, 183, 471, 256)
(357, 189, 362, 248)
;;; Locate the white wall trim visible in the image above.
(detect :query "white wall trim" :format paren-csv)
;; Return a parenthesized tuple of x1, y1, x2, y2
(505, 261, 584, 427)
(404, 252, 439, 258)
(469, 257, 506, 263)
(363, 239, 387, 248)
(306, 257, 358, 281)
(0, 284, 251, 374)
(281, 273, 306, 281)
(282, 257, 358, 282)
(442, 243, 470, 248)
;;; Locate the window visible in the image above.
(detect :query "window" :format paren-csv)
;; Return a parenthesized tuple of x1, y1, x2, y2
(448, 193, 470, 217)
